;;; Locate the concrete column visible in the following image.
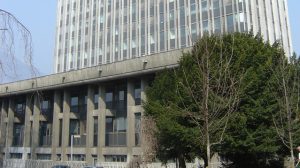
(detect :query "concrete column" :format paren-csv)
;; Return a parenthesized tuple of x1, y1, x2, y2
(62, 90, 70, 161)
(86, 86, 95, 164)
(23, 95, 33, 148)
(6, 99, 15, 153)
(0, 100, 8, 160)
(52, 91, 61, 160)
(97, 85, 106, 162)
(127, 80, 135, 161)
(31, 94, 41, 160)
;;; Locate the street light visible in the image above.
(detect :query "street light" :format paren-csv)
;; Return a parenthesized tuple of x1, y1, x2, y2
(70, 134, 80, 161)
(296, 146, 300, 167)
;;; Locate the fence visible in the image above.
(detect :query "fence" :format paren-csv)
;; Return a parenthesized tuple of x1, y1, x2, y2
(3, 159, 87, 168)
(2, 159, 221, 168)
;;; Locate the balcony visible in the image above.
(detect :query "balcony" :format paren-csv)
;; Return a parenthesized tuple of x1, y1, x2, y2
(105, 132, 126, 147)
(71, 134, 86, 147)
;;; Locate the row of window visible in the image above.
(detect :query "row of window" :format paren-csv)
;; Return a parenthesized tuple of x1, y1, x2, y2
(10, 152, 128, 162)
(56, 0, 247, 72)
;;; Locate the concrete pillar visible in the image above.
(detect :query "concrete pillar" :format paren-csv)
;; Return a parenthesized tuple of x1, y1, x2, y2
(52, 91, 61, 160)
(23, 95, 33, 160)
(31, 94, 41, 159)
(6, 99, 15, 154)
(62, 90, 70, 161)
(23, 95, 33, 148)
(86, 86, 95, 164)
(127, 80, 135, 161)
(97, 85, 106, 162)
(0, 100, 8, 160)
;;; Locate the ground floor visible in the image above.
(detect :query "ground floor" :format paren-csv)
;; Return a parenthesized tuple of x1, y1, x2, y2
(0, 76, 152, 164)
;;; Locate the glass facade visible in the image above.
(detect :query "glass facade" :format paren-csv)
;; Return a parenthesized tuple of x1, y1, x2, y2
(55, 0, 293, 73)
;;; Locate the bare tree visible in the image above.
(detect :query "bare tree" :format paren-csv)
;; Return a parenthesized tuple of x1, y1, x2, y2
(174, 35, 242, 168)
(0, 9, 35, 80)
(126, 116, 157, 168)
(272, 54, 300, 168)
(0, 9, 35, 166)
(141, 116, 158, 164)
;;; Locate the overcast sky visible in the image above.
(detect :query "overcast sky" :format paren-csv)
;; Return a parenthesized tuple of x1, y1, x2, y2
(1, 0, 299, 81)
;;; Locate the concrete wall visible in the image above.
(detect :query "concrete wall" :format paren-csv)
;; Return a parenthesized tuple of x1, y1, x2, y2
(0, 49, 187, 97)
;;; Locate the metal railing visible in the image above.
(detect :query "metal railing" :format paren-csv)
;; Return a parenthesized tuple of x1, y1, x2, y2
(105, 132, 127, 146)
(72, 134, 86, 147)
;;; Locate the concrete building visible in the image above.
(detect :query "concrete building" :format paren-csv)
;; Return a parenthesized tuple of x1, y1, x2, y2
(54, 0, 293, 73)
(0, 0, 294, 167)
(0, 50, 182, 165)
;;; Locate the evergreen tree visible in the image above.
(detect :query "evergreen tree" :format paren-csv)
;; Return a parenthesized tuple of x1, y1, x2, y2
(144, 32, 296, 168)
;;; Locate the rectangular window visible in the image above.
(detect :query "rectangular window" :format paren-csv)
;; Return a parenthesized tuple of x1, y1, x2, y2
(214, 17, 221, 34)
(191, 23, 198, 43)
(180, 27, 186, 47)
(94, 93, 99, 109)
(10, 153, 22, 159)
(202, 1, 208, 20)
(105, 92, 113, 109)
(190, 4, 197, 23)
(104, 155, 127, 162)
(227, 14, 234, 32)
(105, 116, 127, 146)
(37, 154, 51, 160)
(93, 117, 98, 146)
(70, 96, 79, 113)
(12, 124, 24, 147)
(213, 0, 220, 17)
(135, 113, 141, 146)
(15, 102, 25, 115)
(59, 119, 62, 146)
(39, 122, 52, 147)
(169, 28, 176, 49)
(134, 82, 141, 105)
(160, 31, 165, 51)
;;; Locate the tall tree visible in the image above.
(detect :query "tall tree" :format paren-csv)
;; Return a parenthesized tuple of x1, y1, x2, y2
(0, 9, 34, 78)
(0, 9, 34, 166)
(145, 33, 252, 168)
(145, 32, 290, 168)
(220, 39, 285, 168)
(271, 52, 300, 168)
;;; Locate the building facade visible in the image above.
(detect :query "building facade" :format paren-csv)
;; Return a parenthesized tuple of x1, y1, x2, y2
(54, 0, 293, 73)
(0, 50, 182, 166)
(0, 0, 294, 167)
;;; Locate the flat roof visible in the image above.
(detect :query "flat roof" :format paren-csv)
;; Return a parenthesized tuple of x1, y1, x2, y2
(0, 49, 188, 97)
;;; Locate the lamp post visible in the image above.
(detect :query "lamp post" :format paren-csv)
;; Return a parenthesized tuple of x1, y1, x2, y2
(295, 146, 300, 167)
(70, 134, 80, 161)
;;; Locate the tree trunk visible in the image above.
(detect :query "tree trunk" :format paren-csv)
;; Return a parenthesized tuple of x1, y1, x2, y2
(204, 46, 211, 168)
(206, 140, 211, 168)
(178, 155, 186, 168)
(282, 71, 295, 168)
